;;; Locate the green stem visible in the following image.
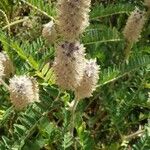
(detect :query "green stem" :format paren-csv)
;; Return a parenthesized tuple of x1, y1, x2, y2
(124, 129, 145, 140)
(0, 9, 10, 34)
(70, 98, 79, 136)
(2, 18, 29, 30)
(0, 78, 10, 91)
(20, 0, 55, 21)
(124, 42, 133, 61)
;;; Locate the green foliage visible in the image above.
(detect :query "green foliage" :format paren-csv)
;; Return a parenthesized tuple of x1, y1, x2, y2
(0, 0, 15, 17)
(132, 127, 150, 150)
(0, 0, 149, 149)
(82, 26, 122, 45)
(99, 55, 150, 86)
(90, 3, 134, 20)
(21, 0, 56, 19)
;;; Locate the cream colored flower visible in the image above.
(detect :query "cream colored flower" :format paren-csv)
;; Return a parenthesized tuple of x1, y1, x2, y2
(22, 17, 33, 28)
(75, 59, 100, 100)
(53, 41, 86, 90)
(123, 8, 146, 43)
(0, 52, 14, 78)
(57, 0, 91, 40)
(9, 75, 39, 110)
(42, 21, 56, 43)
(0, 61, 4, 78)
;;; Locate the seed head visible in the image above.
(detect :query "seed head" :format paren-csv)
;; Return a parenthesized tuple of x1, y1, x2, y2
(123, 8, 146, 43)
(75, 59, 100, 100)
(0, 52, 14, 78)
(9, 75, 39, 110)
(57, 0, 91, 40)
(53, 41, 86, 90)
(42, 21, 56, 43)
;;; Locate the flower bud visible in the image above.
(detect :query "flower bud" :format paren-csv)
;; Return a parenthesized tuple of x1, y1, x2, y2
(0, 52, 14, 78)
(42, 21, 56, 43)
(123, 8, 146, 43)
(9, 75, 39, 110)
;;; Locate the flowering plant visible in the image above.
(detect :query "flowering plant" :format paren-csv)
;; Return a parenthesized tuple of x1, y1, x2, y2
(0, 0, 149, 149)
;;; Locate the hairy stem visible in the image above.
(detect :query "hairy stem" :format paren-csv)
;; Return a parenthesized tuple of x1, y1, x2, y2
(21, 0, 55, 21)
(124, 42, 133, 61)
(2, 18, 29, 30)
(0, 9, 10, 35)
(70, 98, 79, 136)
(124, 129, 145, 140)
(0, 78, 10, 91)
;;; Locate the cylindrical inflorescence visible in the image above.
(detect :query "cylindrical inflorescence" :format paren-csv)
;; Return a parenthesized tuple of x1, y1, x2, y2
(42, 21, 57, 43)
(53, 41, 86, 90)
(9, 75, 39, 110)
(75, 59, 100, 100)
(0, 61, 4, 78)
(123, 8, 146, 43)
(57, 0, 91, 40)
(0, 52, 14, 78)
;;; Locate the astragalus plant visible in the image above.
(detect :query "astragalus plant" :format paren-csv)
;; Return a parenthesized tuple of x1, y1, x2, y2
(0, 0, 149, 149)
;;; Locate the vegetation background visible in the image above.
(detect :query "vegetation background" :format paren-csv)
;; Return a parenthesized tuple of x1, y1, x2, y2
(0, 0, 150, 149)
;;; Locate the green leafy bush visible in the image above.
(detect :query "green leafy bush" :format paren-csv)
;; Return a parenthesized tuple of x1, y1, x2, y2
(0, 0, 149, 149)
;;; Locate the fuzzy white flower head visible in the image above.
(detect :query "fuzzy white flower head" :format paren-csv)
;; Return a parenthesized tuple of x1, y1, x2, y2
(57, 0, 91, 40)
(123, 8, 146, 43)
(9, 75, 39, 110)
(53, 41, 86, 90)
(42, 20, 56, 43)
(0, 52, 14, 78)
(75, 59, 100, 100)
(0, 61, 4, 78)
